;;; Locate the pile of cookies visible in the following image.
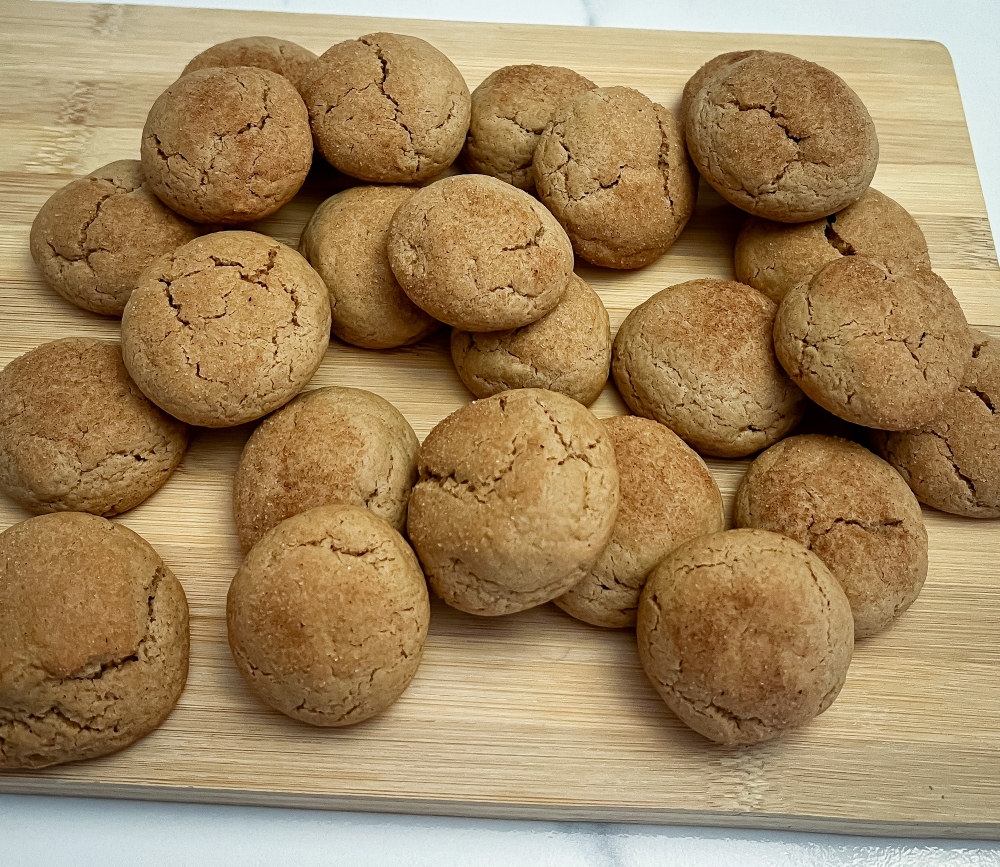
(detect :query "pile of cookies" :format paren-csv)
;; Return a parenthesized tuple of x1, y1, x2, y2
(2, 34, 998, 769)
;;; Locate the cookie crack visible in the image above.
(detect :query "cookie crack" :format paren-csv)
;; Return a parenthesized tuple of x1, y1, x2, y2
(961, 385, 996, 414)
(361, 37, 419, 168)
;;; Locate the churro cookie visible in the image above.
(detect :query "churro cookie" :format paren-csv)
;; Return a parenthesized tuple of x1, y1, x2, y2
(534, 86, 696, 269)
(301, 32, 470, 183)
(774, 257, 972, 430)
(637, 528, 854, 745)
(0, 338, 188, 517)
(735, 435, 928, 637)
(298, 186, 440, 349)
(29, 160, 199, 316)
(871, 330, 1000, 518)
(685, 51, 879, 222)
(0, 512, 189, 769)
(407, 388, 619, 616)
(612, 279, 805, 457)
(554, 416, 724, 628)
(735, 188, 931, 303)
(462, 64, 596, 193)
(180, 36, 318, 93)
(227, 505, 430, 726)
(387, 174, 573, 330)
(449, 273, 610, 406)
(141, 66, 312, 224)
(121, 231, 330, 428)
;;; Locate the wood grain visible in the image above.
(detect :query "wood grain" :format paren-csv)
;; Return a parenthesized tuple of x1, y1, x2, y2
(1, 0, 999, 839)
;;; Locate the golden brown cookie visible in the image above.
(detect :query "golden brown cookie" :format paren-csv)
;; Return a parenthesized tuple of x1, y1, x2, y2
(534, 86, 696, 269)
(734, 434, 928, 637)
(679, 50, 762, 130)
(0, 338, 188, 517)
(612, 279, 805, 457)
(774, 257, 972, 430)
(407, 388, 619, 616)
(685, 51, 879, 222)
(0, 512, 189, 768)
(449, 273, 610, 406)
(298, 186, 440, 349)
(871, 330, 1000, 518)
(637, 528, 854, 745)
(462, 64, 596, 193)
(121, 231, 330, 428)
(141, 66, 312, 224)
(227, 504, 430, 726)
(387, 174, 573, 330)
(301, 32, 470, 183)
(554, 416, 724, 628)
(180, 36, 318, 93)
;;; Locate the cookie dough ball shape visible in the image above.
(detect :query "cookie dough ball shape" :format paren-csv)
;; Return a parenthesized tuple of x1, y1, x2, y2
(180, 36, 318, 93)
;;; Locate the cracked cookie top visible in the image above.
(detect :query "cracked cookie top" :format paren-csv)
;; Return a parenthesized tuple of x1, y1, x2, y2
(0, 337, 189, 517)
(140, 66, 312, 224)
(121, 231, 331, 428)
(685, 51, 879, 222)
(679, 49, 763, 131)
(180, 36, 318, 94)
(533, 86, 697, 269)
(226, 504, 430, 727)
(29, 160, 198, 316)
(387, 174, 574, 331)
(636, 528, 854, 746)
(301, 32, 470, 183)
(0, 512, 189, 768)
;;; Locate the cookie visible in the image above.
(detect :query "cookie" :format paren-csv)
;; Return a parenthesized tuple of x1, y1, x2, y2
(462, 64, 596, 193)
(121, 231, 331, 428)
(871, 330, 1000, 518)
(227, 505, 430, 726)
(735, 188, 931, 303)
(554, 416, 724, 628)
(773, 256, 972, 430)
(233, 386, 419, 552)
(301, 32, 470, 183)
(734, 434, 928, 637)
(685, 51, 879, 222)
(0, 338, 188, 517)
(387, 174, 573, 331)
(298, 186, 440, 349)
(612, 279, 806, 457)
(141, 66, 312, 224)
(407, 388, 619, 616)
(180, 36, 318, 93)
(449, 272, 610, 406)
(679, 50, 762, 130)
(0, 512, 189, 768)
(636, 528, 854, 745)
(534, 86, 697, 269)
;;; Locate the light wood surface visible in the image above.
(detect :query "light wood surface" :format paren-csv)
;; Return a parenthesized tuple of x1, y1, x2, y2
(1, 0, 999, 839)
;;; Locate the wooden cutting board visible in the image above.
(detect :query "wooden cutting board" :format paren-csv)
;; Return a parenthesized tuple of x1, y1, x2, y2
(1, 0, 999, 839)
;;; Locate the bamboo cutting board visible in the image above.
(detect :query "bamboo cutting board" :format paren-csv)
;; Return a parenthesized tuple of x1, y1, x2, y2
(1, 0, 999, 839)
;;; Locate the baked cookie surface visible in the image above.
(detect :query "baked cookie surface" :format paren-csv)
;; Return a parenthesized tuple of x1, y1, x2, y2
(180, 36, 318, 93)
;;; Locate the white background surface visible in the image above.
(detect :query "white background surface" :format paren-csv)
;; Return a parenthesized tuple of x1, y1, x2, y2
(5, 1, 1000, 865)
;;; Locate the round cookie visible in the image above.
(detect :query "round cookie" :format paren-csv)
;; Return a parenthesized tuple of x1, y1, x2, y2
(554, 416, 724, 628)
(734, 434, 928, 637)
(612, 279, 806, 457)
(141, 66, 312, 224)
(685, 51, 879, 222)
(0, 512, 189, 769)
(679, 50, 762, 130)
(0, 338, 188, 516)
(233, 386, 420, 552)
(29, 160, 199, 316)
(774, 256, 972, 430)
(462, 64, 596, 193)
(735, 188, 931, 303)
(449, 273, 610, 406)
(227, 505, 430, 726)
(533, 86, 697, 269)
(180, 36, 318, 93)
(387, 174, 573, 331)
(121, 231, 331, 428)
(301, 32, 471, 183)
(407, 388, 619, 616)
(871, 330, 1000, 518)
(636, 528, 854, 745)
(298, 186, 440, 349)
